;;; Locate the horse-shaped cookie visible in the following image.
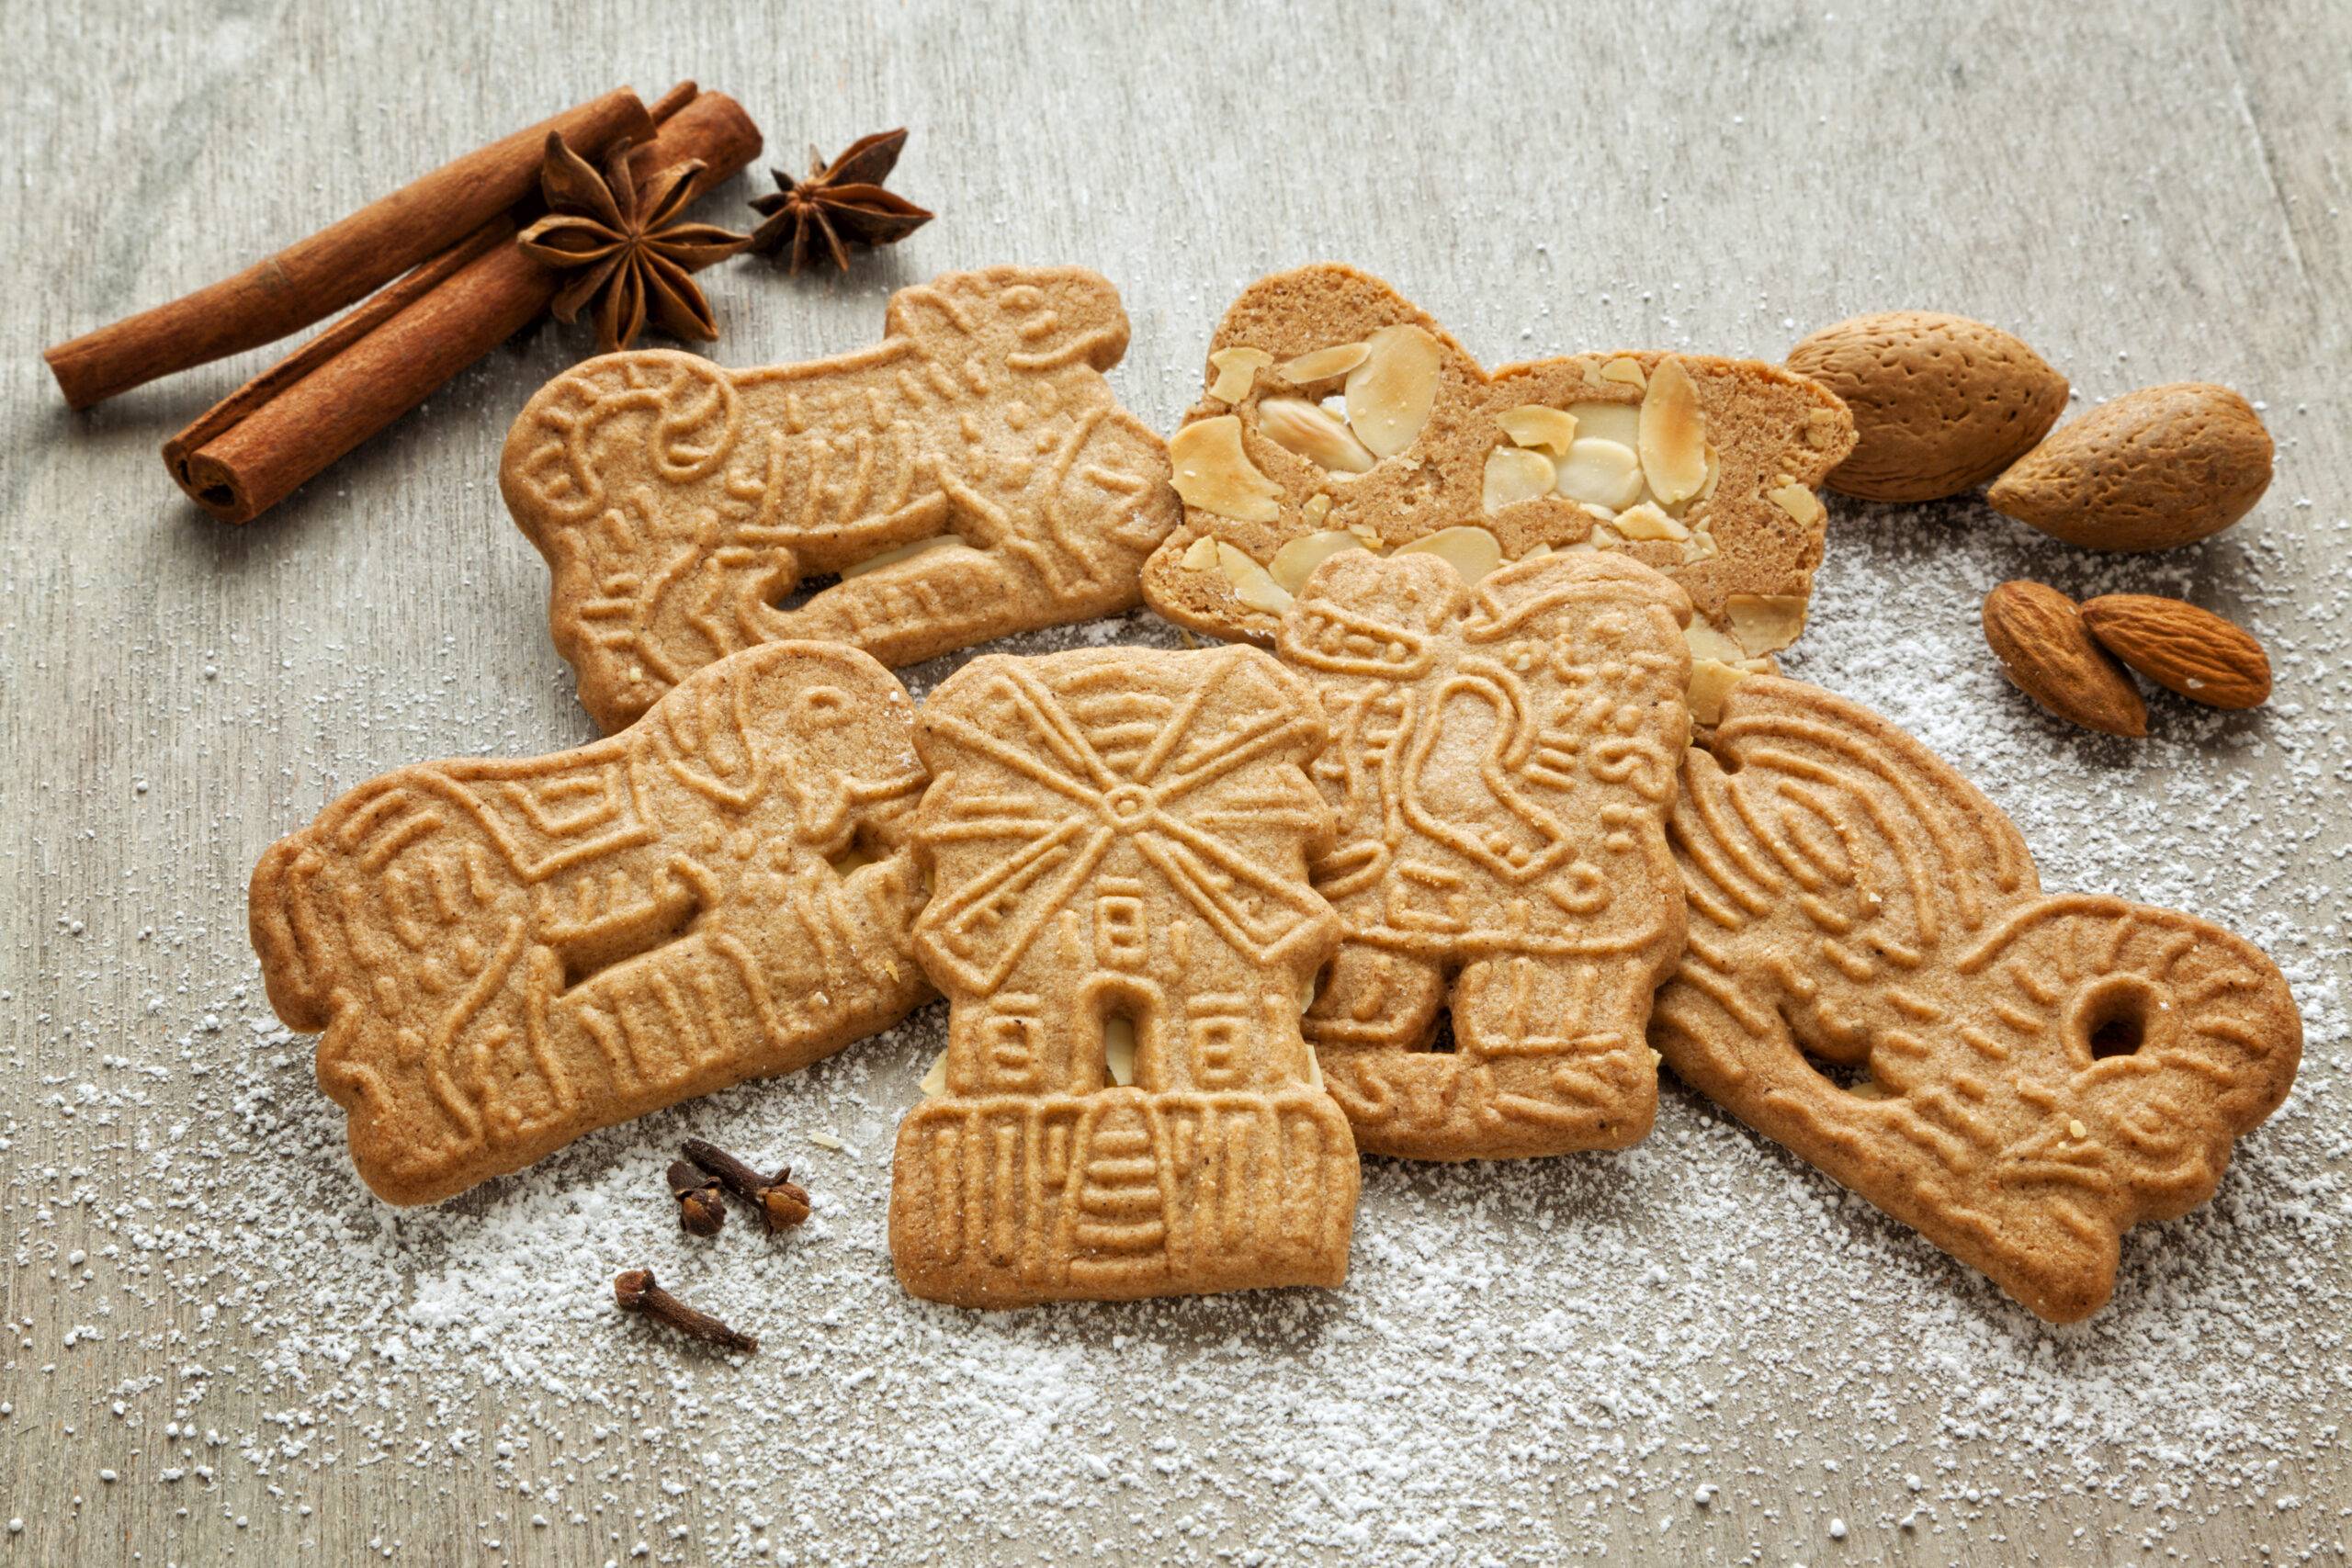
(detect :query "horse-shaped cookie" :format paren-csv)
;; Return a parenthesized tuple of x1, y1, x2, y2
(889, 645, 1356, 1305)
(1279, 550, 1691, 1158)
(503, 265, 1181, 732)
(1139, 263, 1855, 723)
(251, 643, 931, 1204)
(1653, 675, 2302, 1321)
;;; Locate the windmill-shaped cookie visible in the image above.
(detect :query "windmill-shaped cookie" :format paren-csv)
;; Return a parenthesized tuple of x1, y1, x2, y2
(890, 645, 1356, 1305)
(1654, 675, 2302, 1321)
(1278, 550, 1692, 1158)
(1138, 263, 1855, 723)
(503, 265, 1181, 733)
(251, 643, 932, 1204)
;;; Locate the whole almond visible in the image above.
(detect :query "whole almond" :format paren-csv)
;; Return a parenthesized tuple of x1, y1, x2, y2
(1987, 383, 2273, 551)
(1981, 581, 2147, 737)
(2079, 593, 2271, 709)
(1787, 311, 2068, 502)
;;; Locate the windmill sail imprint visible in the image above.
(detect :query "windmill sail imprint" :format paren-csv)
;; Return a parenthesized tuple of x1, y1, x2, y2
(889, 645, 1358, 1305)
(1651, 675, 2301, 1322)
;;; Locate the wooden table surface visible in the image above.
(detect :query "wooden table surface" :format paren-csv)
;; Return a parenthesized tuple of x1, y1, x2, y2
(5, 3, 2346, 1563)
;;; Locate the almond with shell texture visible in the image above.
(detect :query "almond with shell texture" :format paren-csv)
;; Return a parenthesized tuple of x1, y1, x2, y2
(1981, 581, 2147, 738)
(1987, 384, 2273, 551)
(2080, 593, 2271, 709)
(1787, 311, 2068, 502)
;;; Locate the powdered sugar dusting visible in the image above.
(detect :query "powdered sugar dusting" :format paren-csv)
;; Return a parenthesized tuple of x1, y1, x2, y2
(7, 447, 2346, 1562)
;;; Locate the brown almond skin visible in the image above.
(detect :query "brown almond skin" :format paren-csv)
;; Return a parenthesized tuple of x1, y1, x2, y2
(1788, 311, 2068, 502)
(2080, 594, 2271, 709)
(1982, 581, 2147, 737)
(1988, 384, 2273, 552)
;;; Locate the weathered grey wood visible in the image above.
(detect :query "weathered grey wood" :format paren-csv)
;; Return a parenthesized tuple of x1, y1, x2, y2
(3, 1, 2347, 1563)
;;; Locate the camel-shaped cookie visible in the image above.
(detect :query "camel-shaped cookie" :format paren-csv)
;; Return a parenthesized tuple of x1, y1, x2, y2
(251, 642, 931, 1204)
(1140, 263, 1855, 722)
(889, 645, 1356, 1305)
(503, 265, 1181, 733)
(1653, 675, 2302, 1321)
(1279, 550, 1692, 1158)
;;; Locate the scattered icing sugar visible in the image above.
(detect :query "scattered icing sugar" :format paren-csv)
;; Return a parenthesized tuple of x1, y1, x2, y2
(6, 402, 2343, 1567)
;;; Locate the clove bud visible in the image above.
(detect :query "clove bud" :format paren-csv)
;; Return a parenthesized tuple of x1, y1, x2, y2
(613, 1268, 758, 1354)
(667, 1160, 726, 1237)
(682, 1137, 811, 1232)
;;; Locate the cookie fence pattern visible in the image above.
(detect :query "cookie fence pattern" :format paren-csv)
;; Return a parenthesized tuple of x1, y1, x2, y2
(503, 265, 1180, 732)
(891, 646, 1356, 1304)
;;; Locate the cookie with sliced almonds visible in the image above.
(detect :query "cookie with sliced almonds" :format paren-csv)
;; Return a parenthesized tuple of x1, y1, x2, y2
(1139, 264, 1857, 720)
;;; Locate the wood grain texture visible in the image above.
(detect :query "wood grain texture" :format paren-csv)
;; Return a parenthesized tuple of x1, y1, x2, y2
(4, 1, 2347, 1564)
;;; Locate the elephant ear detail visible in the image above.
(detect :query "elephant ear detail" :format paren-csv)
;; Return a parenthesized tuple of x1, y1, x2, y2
(1652, 675, 2301, 1323)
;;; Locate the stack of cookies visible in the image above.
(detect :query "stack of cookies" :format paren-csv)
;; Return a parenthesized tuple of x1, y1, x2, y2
(252, 264, 2301, 1324)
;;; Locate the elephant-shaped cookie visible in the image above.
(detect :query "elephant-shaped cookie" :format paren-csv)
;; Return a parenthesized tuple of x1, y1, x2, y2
(251, 642, 931, 1203)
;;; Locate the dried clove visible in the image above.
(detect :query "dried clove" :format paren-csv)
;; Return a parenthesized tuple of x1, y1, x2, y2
(613, 1268, 758, 1353)
(667, 1159, 727, 1237)
(682, 1137, 811, 1231)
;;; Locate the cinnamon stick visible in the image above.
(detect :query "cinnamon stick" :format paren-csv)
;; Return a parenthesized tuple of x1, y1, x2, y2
(164, 90, 762, 525)
(45, 87, 658, 410)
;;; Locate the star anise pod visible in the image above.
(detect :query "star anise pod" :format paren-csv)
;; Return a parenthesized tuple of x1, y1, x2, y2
(517, 132, 749, 353)
(747, 129, 933, 275)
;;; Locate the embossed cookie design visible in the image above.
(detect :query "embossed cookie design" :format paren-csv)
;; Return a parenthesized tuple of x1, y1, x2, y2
(1139, 263, 1855, 723)
(251, 643, 932, 1205)
(890, 645, 1357, 1306)
(1653, 675, 2302, 1322)
(1278, 550, 1692, 1159)
(503, 265, 1182, 733)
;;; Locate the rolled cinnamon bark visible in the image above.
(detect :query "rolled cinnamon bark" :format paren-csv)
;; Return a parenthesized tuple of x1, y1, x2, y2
(164, 91, 763, 525)
(45, 87, 659, 410)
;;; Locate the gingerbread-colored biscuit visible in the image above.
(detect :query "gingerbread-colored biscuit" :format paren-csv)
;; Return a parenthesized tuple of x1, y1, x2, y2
(1276, 550, 1691, 1158)
(1652, 675, 2301, 1322)
(251, 643, 932, 1205)
(1138, 264, 1855, 724)
(503, 265, 1182, 733)
(889, 645, 1357, 1306)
